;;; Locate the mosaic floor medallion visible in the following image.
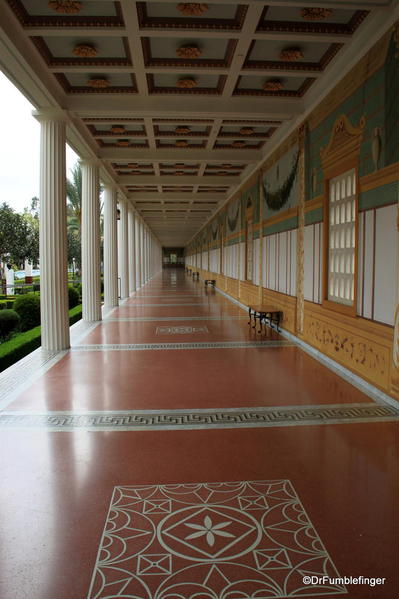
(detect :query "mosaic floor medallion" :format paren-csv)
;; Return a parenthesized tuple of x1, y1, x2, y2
(87, 480, 346, 598)
(156, 326, 209, 335)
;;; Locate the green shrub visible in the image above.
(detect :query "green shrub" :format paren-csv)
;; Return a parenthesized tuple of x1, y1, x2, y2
(68, 285, 80, 308)
(0, 305, 82, 372)
(0, 309, 20, 339)
(0, 325, 41, 372)
(0, 300, 15, 310)
(13, 293, 41, 331)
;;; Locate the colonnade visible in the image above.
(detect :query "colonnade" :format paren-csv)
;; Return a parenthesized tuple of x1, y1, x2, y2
(34, 109, 162, 352)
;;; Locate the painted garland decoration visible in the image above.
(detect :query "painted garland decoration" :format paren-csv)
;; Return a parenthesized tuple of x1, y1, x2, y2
(263, 152, 299, 211)
(111, 125, 125, 134)
(227, 201, 240, 233)
(233, 140, 245, 148)
(177, 3, 209, 16)
(117, 139, 130, 147)
(48, 0, 82, 13)
(175, 140, 188, 147)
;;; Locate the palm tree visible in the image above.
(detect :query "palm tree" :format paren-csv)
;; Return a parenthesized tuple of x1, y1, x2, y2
(66, 163, 82, 231)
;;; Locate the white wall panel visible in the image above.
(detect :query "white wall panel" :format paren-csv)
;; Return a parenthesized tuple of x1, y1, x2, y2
(269, 235, 277, 290)
(253, 238, 260, 285)
(290, 229, 297, 296)
(262, 237, 267, 288)
(363, 211, 374, 319)
(239, 242, 245, 280)
(304, 225, 314, 301)
(374, 204, 396, 325)
(278, 232, 287, 294)
(357, 212, 364, 316)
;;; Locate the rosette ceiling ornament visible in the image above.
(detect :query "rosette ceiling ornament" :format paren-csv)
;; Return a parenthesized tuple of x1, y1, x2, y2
(263, 79, 284, 91)
(239, 127, 254, 135)
(111, 125, 126, 134)
(87, 77, 109, 88)
(73, 44, 97, 57)
(175, 126, 191, 134)
(177, 3, 209, 16)
(301, 7, 332, 20)
(280, 47, 304, 61)
(48, 0, 82, 12)
(176, 45, 202, 59)
(177, 77, 198, 88)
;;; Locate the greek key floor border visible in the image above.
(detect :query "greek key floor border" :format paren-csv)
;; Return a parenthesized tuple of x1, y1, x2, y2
(1, 403, 398, 431)
(72, 340, 295, 352)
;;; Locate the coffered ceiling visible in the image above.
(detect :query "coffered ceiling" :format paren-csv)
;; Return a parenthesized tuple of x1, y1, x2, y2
(0, 0, 395, 246)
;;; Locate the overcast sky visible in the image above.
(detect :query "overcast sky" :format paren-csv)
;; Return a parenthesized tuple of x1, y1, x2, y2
(0, 71, 78, 213)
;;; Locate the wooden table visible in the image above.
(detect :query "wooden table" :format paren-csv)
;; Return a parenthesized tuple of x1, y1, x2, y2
(248, 305, 282, 333)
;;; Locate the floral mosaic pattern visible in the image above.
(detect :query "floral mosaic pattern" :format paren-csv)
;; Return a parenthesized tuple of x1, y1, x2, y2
(87, 480, 347, 598)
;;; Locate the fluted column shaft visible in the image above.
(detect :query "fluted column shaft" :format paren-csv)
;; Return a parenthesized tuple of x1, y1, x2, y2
(118, 196, 129, 299)
(81, 160, 101, 321)
(128, 207, 136, 294)
(34, 111, 69, 351)
(141, 224, 146, 286)
(135, 218, 142, 288)
(103, 186, 118, 308)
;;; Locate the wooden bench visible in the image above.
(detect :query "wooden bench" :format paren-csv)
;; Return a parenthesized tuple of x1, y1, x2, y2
(248, 305, 282, 333)
(204, 279, 216, 287)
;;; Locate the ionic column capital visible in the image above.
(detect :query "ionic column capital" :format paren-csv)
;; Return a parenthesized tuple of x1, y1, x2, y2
(32, 108, 69, 123)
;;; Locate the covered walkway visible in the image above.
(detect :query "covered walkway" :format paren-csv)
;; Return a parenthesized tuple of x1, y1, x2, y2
(0, 269, 398, 598)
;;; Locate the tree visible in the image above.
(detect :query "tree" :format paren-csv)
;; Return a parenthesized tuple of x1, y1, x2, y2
(66, 163, 82, 232)
(23, 197, 40, 265)
(0, 203, 37, 269)
(66, 164, 82, 270)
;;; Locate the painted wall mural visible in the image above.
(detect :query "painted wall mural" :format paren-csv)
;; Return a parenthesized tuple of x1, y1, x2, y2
(262, 144, 299, 217)
(226, 197, 241, 236)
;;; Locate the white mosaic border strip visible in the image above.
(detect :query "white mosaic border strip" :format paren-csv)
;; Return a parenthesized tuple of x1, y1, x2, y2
(105, 316, 249, 322)
(1, 403, 398, 431)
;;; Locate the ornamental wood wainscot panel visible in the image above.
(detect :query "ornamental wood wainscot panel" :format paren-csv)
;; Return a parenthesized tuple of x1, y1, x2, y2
(261, 289, 297, 334)
(303, 302, 393, 392)
(226, 276, 239, 299)
(216, 274, 227, 291)
(239, 280, 261, 306)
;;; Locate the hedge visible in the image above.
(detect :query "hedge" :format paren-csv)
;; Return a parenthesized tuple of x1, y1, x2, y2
(0, 304, 83, 372)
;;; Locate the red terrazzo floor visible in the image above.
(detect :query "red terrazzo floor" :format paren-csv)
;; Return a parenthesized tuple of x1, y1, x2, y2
(1, 268, 398, 599)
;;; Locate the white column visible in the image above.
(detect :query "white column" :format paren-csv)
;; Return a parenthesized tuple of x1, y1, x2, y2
(81, 160, 101, 321)
(135, 217, 142, 289)
(34, 110, 69, 351)
(118, 195, 129, 300)
(140, 221, 145, 286)
(146, 228, 149, 281)
(103, 185, 118, 308)
(128, 207, 136, 294)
